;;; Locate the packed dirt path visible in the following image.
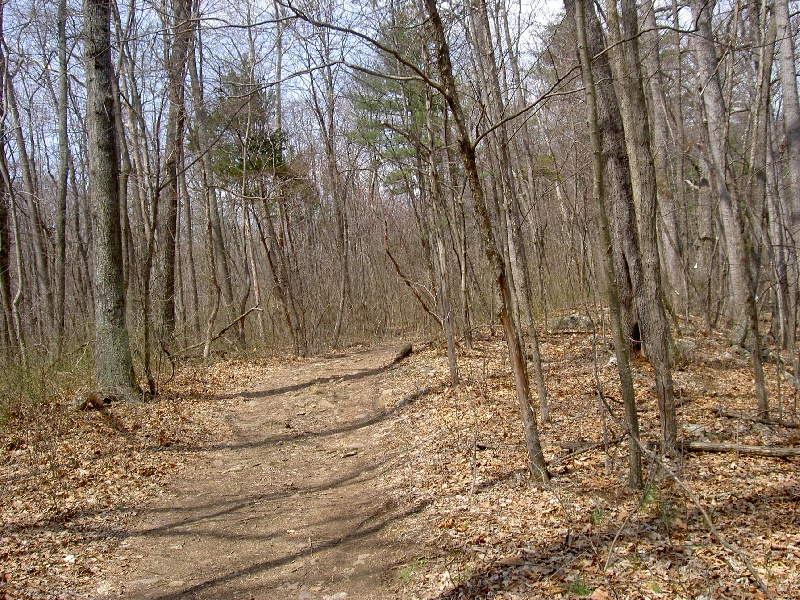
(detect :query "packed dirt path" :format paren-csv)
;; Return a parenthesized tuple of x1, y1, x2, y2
(95, 346, 425, 600)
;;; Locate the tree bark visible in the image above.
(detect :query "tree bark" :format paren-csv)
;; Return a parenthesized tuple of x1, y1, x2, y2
(604, 0, 677, 454)
(775, 0, 800, 228)
(85, 0, 137, 394)
(640, 1, 687, 316)
(6, 74, 53, 339)
(160, 0, 194, 342)
(470, 0, 549, 420)
(55, 0, 69, 355)
(690, 0, 768, 416)
(570, 0, 643, 488)
(0, 4, 16, 355)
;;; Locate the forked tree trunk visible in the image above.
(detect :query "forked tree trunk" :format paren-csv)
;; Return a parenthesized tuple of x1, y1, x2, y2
(571, 0, 642, 489)
(604, 0, 677, 454)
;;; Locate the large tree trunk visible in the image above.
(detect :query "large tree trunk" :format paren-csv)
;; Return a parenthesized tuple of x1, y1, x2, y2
(570, 0, 642, 489)
(604, 0, 677, 454)
(85, 0, 136, 395)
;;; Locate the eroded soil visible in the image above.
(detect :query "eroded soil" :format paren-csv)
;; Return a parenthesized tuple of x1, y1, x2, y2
(94, 346, 425, 600)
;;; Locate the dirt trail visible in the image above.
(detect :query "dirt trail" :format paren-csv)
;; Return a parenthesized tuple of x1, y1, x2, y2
(95, 346, 424, 600)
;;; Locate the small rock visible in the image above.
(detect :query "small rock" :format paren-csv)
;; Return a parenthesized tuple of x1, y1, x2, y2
(548, 313, 593, 331)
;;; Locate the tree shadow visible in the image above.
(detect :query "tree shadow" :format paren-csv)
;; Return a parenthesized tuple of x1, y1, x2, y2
(146, 499, 430, 599)
(216, 359, 397, 402)
(129, 452, 398, 538)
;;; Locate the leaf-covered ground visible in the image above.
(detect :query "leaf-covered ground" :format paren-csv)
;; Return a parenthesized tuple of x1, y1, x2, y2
(382, 328, 800, 599)
(1, 324, 799, 598)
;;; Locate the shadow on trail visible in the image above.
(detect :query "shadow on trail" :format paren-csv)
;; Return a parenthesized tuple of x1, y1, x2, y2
(149, 499, 430, 600)
(217, 360, 396, 402)
(186, 385, 443, 456)
(129, 453, 397, 539)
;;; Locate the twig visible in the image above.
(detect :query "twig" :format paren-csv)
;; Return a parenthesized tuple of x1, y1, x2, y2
(384, 221, 442, 328)
(550, 437, 623, 466)
(176, 306, 264, 356)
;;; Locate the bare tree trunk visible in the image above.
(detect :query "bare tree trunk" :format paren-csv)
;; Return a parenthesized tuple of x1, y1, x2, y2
(160, 0, 194, 343)
(85, 0, 136, 395)
(179, 157, 201, 337)
(7, 180, 27, 366)
(470, 0, 549, 420)
(54, 0, 69, 355)
(203, 185, 222, 359)
(774, 0, 800, 378)
(423, 0, 549, 484)
(439, 112, 473, 351)
(0, 7, 17, 355)
(571, 0, 642, 488)
(640, 1, 687, 316)
(188, 25, 233, 315)
(604, 0, 677, 454)
(6, 74, 53, 339)
(580, 1, 641, 354)
(256, 191, 306, 355)
(690, 0, 768, 416)
(244, 204, 265, 343)
(775, 0, 800, 228)
(423, 87, 458, 386)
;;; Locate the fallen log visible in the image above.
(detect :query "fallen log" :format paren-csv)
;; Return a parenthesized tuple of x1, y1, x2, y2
(392, 343, 413, 364)
(395, 383, 445, 410)
(681, 441, 800, 457)
(712, 407, 800, 429)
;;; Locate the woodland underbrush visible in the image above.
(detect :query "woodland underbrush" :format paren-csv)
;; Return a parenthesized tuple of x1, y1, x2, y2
(381, 325, 800, 599)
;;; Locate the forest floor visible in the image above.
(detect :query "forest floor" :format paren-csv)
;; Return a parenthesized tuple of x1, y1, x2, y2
(2, 323, 800, 599)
